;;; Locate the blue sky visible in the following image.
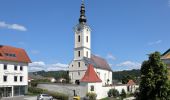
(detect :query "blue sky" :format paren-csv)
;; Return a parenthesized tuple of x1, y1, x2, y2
(0, 0, 170, 71)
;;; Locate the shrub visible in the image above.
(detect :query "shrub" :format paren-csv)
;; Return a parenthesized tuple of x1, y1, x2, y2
(120, 89, 126, 99)
(107, 89, 119, 98)
(30, 82, 38, 87)
(86, 92, 97, 100)
(28, 87, 47, 94)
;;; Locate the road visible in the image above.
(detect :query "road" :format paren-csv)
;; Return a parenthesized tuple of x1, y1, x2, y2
(1, 96, 37, 100)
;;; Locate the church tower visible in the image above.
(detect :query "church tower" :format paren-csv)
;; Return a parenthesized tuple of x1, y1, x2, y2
(69, 1, 112, 85)
(74, 0, 91, 60)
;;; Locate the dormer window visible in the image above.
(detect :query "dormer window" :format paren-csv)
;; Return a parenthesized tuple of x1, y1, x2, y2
(5, 53, 16, 57)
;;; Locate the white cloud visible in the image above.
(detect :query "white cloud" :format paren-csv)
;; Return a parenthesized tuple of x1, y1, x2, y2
(29, 61, 68, 72)
(116, 61, 141, 70)
(0, 21, 27, 31)
(107, 53, 116, 61)
(148, 40, 162, 45)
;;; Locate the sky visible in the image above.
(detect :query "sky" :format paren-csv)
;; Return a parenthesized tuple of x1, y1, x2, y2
(0, 0, 170, 71)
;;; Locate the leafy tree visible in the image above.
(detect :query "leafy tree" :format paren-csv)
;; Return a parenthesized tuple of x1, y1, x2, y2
(139, 52, 170, 100)
(120, 89, 126, 99)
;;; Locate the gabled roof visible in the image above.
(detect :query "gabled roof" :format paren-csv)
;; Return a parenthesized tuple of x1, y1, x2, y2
(161, 48, 170, 59)
(0, 45, 31, 63)
(83, 54, 112, 71)
(127, 80, 135, 86)
(80, 64, 102, 83)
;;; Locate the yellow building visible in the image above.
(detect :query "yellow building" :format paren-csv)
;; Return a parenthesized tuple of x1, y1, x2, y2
(161, 49, 170, 79)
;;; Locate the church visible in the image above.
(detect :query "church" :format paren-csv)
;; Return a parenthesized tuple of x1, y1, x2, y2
(68, 1, 112, 86)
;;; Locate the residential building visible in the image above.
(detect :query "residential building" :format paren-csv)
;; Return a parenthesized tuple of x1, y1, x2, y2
(0, 45, 31, 97)
(161, 48, 170, 79)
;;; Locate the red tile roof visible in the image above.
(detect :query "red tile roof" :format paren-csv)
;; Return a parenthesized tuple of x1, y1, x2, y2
(80, 64, 102, 83)
(127, 80, 135, 86)
(0, 45, 31, 63)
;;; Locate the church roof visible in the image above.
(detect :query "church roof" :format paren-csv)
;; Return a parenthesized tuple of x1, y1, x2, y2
(83, 54, 112, 71)
(80, 64, 102, 83)
(0, 45, 31, 63)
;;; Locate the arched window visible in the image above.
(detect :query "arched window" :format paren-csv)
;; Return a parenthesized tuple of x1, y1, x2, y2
(78, 51, 80, 57)
(78, 62, 80, 67)
(78, 35, 80, 42)
(90, 85, 94, 91)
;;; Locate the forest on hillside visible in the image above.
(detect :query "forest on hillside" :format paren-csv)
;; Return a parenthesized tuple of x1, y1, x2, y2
(112, 69, 140, 84)
(30, 69, 141, 84)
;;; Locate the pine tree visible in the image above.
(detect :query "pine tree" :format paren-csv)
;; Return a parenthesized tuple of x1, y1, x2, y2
(139, 52, 170, 100)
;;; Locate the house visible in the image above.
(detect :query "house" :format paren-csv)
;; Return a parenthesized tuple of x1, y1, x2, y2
(68, 0, 112, 86)
(161, 48, 170, 79)
(127, 80, 136, 93)
(0, 45, 31, 97)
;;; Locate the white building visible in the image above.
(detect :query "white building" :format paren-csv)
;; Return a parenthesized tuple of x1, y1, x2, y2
(0, 45, 31, 97)
(68, 1, 112, 86)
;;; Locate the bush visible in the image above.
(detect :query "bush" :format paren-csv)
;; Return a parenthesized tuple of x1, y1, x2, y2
(86, 92, 97, 100)
(107, 89, 119, 98)
(120, 89, 126, 99)
(30, 82, 38, 87)
(28, 87, 68, 100)
(28, 87, 47, 94)
(45, 91, 68, 100)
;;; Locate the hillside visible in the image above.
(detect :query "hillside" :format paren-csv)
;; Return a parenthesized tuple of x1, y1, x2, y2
(112, 69, 140, 83)
(29, 70, 69, 81)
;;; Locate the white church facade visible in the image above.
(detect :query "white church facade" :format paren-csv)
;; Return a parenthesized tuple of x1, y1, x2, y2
(68, 1, 112, 86)
(68, 1, 138, 99)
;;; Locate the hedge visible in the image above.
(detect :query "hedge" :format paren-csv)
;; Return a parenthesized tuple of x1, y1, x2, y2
(28, 87, 68, 100)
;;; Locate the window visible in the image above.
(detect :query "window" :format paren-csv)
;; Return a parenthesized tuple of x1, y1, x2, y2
(20, 66, 23, 71)
(90, 85, 94, 91)
(14, 76, 17, 82)
(78, 72, 80, 76)
(20, 76, 23, 82)
(3, 76, 7, 82)
(78, 51, 80, 57)
(78, 35, 80, 42)
(4, 64, 7, 70)
(86, 51, 88, 57)
(14, 65, 17, 70)
(86, 36, 88, 43)
(78, 62, 80, 67)
(4, 53, 16, 57)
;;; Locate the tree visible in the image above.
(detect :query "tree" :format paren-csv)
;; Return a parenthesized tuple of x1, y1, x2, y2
(139, 52, 170, 100)
(120, 89, 126, 99)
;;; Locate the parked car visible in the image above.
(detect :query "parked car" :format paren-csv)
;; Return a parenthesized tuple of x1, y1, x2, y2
(37, 94, 53, 100)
